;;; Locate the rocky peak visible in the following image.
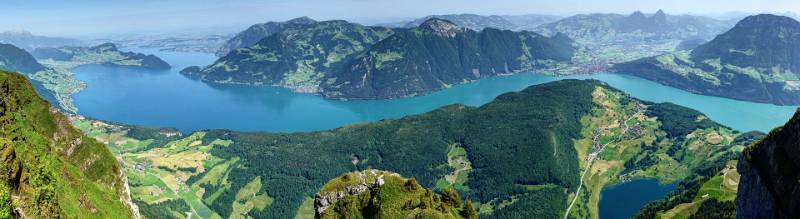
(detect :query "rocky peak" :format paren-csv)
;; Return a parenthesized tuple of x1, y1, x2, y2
(419, 18, 464, 37)
(286, 16, 317, 25)
(651, 9, 668, 24)
(629, 11, 647, 20)
(313, 170, 398, 216)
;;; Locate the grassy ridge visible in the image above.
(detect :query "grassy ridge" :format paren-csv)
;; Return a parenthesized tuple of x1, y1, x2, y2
(0, 71, 132, 218)
(317, 170, 476, 219)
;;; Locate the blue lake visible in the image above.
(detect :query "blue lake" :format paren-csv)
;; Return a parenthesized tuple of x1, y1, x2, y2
(72, 49, 797, 134)
(599, 179, 678, 219)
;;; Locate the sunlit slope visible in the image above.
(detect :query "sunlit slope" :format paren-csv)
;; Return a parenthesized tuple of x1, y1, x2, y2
(0, 71, 134, 218)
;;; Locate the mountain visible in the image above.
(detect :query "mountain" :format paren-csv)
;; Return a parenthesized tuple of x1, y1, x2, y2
(0, 43, 46, 74)
(401, 14, 517, 30)
(314, 170, 476, 219)
(535, 10, 730, 43)
(104, 34, 231, 53)
(500, 14, 563, 30)
(33, 43, 171, 70)
(0, 72, 134, 218)
(215, 17, 318, 56)
(95, 79, 752, 218)
(613, 14, 800, 105)
(183, 18, 575, 99)
(320, 18, 575, 99)
(184, 19, 394, 93)
(0, 43, 61, 108)
(0, 30, 81, 51)
(381, 14, 561, 31)
(736, 109, 800, 218)
(532, 10, 732, 67)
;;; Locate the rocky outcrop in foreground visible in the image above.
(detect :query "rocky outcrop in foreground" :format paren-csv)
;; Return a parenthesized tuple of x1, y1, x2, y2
(314, 169, 476, 219)
(737, 109, 800, 218)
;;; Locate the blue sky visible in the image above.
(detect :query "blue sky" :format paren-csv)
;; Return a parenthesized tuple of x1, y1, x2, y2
(1, 0, 798, 37)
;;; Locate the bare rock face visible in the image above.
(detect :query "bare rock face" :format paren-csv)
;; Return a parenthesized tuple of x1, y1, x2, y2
(736, 156, 776, 219)
(313, 170, 395, 216)
(736, 109, 800, 218)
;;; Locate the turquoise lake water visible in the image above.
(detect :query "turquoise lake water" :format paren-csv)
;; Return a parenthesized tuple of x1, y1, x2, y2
(69, 49, 798, 217)
(598, 179, 678, 219)
(72, 49, 797, 134)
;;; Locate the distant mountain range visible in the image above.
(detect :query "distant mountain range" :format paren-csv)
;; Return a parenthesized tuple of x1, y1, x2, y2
(613, 14, 800, 105)
(386, 13, 561, 31)
(215, 14, 562, 57)
(0, 30, 81, 51)
(184, 18, 575, 99)
(535, 10, 732, 44)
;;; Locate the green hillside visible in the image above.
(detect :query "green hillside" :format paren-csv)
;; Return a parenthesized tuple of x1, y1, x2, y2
(182, 19, 394, 93)
(215, 17, 318, 56)
(322, 18, 575, 99)
(0, 71, 134, 218)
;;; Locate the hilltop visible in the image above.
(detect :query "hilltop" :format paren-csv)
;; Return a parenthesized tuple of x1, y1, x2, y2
(315, 170, 476, 219)
(215, 17, 318, 56)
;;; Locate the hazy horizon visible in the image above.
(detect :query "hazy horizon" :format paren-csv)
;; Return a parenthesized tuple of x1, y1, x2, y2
(1, 0, 798, 38)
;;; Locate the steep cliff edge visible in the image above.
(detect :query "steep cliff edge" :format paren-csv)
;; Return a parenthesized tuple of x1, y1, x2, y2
(737, 109, 800, 218)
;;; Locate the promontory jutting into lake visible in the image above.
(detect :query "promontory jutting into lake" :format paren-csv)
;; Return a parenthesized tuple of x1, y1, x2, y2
(2, 1, 800, 219)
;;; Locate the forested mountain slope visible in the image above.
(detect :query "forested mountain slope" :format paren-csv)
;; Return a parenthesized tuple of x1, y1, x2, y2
(183, 18, 576, 99)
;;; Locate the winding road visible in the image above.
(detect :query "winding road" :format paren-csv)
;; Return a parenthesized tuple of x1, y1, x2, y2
(563, 104, 643, 219)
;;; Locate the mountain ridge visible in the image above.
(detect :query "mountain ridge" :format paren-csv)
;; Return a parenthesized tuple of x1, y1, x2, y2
(0, 71, 134, 218)
(613, 14, 800, 105)
(184, 18, 576, 100)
